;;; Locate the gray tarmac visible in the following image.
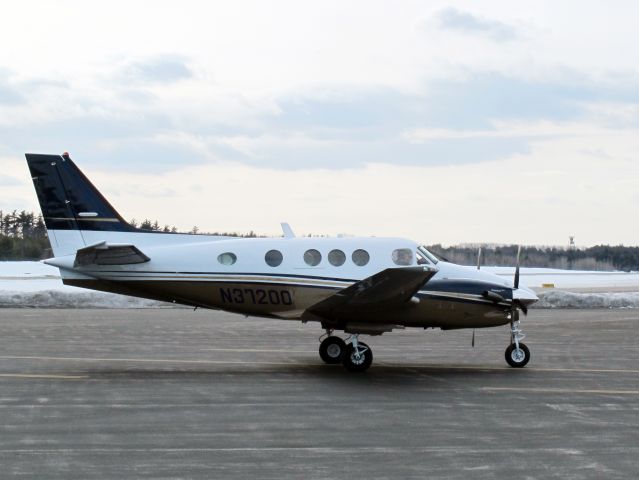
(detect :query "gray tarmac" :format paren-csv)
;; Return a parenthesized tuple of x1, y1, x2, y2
(0, 308, 638, 479)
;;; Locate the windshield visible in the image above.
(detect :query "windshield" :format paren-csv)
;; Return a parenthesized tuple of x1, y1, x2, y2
(418, 246, 439, 264)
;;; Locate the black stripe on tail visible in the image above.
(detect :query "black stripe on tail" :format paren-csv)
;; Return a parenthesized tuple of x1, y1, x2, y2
(25, 153, 136, 232)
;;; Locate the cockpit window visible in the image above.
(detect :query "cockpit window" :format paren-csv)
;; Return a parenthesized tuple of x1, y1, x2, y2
(416, 250, 430, 265)
(418, 246, 439, 264)
(392, 248, 413, 266)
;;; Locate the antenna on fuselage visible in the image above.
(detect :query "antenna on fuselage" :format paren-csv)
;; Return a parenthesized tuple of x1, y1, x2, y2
(281, 222, 296, 238)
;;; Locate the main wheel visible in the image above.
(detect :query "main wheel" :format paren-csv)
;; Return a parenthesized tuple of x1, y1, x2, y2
(505, 343, 530, 368)
(319, 336, 346, 364)
(342, 342, 373, 372)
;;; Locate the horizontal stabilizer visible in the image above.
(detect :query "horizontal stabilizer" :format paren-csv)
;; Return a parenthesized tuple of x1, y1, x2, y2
(74, 241, 150, 267)
(306, 266, 437, 319)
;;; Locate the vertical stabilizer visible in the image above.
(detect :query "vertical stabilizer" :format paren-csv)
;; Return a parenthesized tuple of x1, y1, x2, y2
(25, 153, 135, 256)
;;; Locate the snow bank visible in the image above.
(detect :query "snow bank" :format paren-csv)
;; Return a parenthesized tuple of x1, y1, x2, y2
(0, 289, 174, 309)
(0, 262, 175, 308)
(534, 290, 639, 309)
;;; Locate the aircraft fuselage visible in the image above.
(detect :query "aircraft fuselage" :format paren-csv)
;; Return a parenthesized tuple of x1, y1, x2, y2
(46, 232, 534, 331)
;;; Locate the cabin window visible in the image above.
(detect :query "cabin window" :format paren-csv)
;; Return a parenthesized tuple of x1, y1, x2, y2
(392, 248, 413, 266)
(217, 252, 237, 265)
(265, 249, 283, 267)
(328, 249, 346, 266)
(304, 249, 322, 266)
(352, 249, 370, 266)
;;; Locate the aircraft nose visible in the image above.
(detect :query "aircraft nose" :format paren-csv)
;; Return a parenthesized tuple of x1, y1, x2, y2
(512, 286, 539, 305)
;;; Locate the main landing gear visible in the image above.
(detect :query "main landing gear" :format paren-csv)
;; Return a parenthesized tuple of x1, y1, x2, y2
(319, 331, 373, 372)
(505, 316, 530, 368)
(319, 335, 346, 364)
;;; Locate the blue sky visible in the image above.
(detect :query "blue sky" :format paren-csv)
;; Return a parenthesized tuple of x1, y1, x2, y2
(1, 1, 638, 245)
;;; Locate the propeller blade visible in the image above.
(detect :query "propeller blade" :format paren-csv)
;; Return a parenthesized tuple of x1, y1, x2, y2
(476, 247, 482, 270)
(514, 245, 521, 289)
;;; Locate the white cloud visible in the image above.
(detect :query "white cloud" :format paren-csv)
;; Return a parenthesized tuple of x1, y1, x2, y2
(4, 113, 638, 246)
(433, 7, 519, 41)
(403, 120, 636, 142)
(69, 122, 638, 246)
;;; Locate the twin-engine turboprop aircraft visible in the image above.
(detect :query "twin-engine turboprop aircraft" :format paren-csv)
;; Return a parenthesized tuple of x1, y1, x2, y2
(25, 153, 538, 371)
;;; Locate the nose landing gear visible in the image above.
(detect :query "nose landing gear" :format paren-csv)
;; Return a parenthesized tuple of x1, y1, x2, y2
(505, 316, 530, 368)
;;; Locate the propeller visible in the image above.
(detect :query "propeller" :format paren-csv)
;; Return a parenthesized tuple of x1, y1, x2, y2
(514, 245, 521, 289)
(512, 245, 528, 316)
(476, 246, 482, 270)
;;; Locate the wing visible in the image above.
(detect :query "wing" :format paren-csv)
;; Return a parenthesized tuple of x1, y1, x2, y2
(74, 241, 150, 267)
(305, 266, 437, 320)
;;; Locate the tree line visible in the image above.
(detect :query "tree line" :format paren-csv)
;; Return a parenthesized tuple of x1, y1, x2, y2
(1, 210, 638, 270)
(0, 210, 258, 260)
(0, 210, 49, 260)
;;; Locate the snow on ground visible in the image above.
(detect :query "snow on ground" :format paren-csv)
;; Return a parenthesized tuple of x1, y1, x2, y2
(484, 267, 639, 308)
(0, 261, 64, 291)
(0, 262, 171, 308)
(534, 290, 639, 309)
(484, 266, 639, 290)
(1, 262, 638, 309)
(0, 290, 169, 308)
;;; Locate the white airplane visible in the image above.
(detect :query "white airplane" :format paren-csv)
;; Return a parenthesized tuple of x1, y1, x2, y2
(25, 152, 538, 372)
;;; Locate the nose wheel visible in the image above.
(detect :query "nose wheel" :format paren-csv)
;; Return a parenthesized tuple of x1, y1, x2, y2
(505, 342, 530, 367)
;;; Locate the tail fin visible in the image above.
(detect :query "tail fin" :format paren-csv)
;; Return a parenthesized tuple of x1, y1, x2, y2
(25, 153, 136, 256)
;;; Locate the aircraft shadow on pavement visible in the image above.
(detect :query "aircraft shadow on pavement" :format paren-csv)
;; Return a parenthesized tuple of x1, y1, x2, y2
(77, 362, 527, 387)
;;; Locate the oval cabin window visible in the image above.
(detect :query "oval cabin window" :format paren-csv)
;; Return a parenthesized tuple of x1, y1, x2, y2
(265, 249, 283, 267)
(352, 249, 370, 266)
(392, 248, 413, 266)
(217, 252, 237, 265)
(304, 249, 322, 266)
(328, 249, 346, 266)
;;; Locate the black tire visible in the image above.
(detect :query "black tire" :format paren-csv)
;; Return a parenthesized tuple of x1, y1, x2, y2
(505, 343, 530, 368)
(319, 336, 346, 364)
(342, 342, 373, 372)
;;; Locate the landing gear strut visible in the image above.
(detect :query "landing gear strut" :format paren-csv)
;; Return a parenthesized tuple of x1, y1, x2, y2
(505, 316, 530, 368)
